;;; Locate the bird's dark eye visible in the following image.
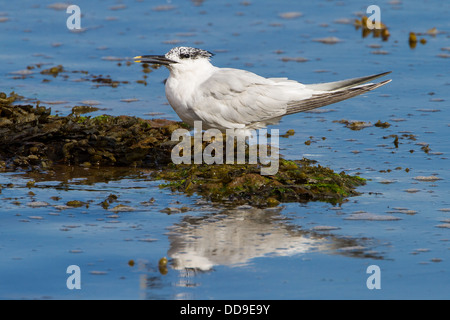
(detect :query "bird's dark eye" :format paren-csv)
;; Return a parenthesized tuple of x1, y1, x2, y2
(180, 53, 190, 59)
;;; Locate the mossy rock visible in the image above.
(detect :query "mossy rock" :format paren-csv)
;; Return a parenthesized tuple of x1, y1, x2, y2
(0, 92, 184, 170)
(153, 159, 366, 207)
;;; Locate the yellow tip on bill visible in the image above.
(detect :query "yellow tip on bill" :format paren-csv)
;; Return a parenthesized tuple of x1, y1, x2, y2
(134, 56, 142, 62)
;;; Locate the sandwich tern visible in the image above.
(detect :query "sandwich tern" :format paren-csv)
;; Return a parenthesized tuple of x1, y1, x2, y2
(134, 47, 391, 132)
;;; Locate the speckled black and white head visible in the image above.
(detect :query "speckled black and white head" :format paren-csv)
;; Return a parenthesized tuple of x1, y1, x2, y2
(134, 47, 214, 70)
(166, 47, 214, 62)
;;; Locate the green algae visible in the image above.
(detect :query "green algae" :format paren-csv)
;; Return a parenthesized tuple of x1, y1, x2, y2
(153, 158, 366, 207)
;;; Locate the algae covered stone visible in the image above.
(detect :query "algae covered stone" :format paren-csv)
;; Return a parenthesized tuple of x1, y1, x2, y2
(153, 159, 366, 207)
(0, 92, 185, 170)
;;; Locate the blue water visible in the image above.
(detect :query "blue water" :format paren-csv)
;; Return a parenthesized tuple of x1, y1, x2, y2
(1, 0, 449, 299)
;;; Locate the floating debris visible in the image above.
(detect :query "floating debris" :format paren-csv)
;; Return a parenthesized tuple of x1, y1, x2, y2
(383, 134, 399, 148)
(40, 65, 64, 77)
(334, 18, 353, 25)
(413, 176, 442, 182)
(280, 57, 308, 63)
(71, 105, 100, 115)
(160, 207, 182, 214)
(47, 3, 70, 11)
(409, 32, 418, 45)
(408, 32, 428, 49)
(159, 257, 168, 275)
(389, 208, 417, 215)
(9, 69, 34, 77)
(374, 120, 391, 128)
(426, 27, 438, 36)
(404, 188, 420, 193)
(313, 37, 342, 45)
(89, 271, 108, 275)
(333, 119, 373, 130)
(109, 4, 127, 11)
(152, 5, 176, 11)
(27, 201, 50, 208)
(354, 16, 390, 41)
(120, 98, 140, 103)
(311, 225, 341, 231)
(371, 50, 389, 55)
(338, 246, 366, 252)
(66, 200, 85, 207)
(344, 211, 401, 221)
(101, 56, 125, 61)
(281, 129, 295, 138)
(437, 53, 450, 59)
(138, 238, 157, 242)
(81, 100, 101, 106)
(379, 179, 396, 184)
(279, 12, 302, 19)
(28, 216, 44, 220)
(41, 100, 68, 105)
(110, 204, 135, 212)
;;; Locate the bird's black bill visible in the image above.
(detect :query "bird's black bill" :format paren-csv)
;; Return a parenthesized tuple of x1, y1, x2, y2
(134, 55, 177, 65)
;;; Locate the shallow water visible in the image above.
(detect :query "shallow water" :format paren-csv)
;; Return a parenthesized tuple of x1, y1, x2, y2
(1, 0, 449, 299)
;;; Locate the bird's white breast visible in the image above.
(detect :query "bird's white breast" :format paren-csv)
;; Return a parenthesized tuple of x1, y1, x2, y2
(164, 61, 217, 126)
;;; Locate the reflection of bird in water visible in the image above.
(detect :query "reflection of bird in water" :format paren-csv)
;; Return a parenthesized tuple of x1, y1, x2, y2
(167, 206, 382, 271)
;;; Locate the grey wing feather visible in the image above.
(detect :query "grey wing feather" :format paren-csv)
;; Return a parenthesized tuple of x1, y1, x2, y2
(197, 69, 391, 129)
(304, 71, 392, 91)
(286, 76, 392, 115)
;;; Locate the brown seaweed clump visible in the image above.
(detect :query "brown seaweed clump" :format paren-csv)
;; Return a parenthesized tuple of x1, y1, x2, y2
(354, 16, 390, 41)
(0, 92, 185, 171)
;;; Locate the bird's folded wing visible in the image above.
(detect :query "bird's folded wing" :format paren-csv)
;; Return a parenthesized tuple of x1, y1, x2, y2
(195, 68, 313, 128)
(286, 79, 391, 115)
(304, 71, 391, 91)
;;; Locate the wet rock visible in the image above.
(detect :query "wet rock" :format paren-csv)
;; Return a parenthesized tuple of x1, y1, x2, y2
(153, 158, 366, 207)
(0, 92, 185, 170)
